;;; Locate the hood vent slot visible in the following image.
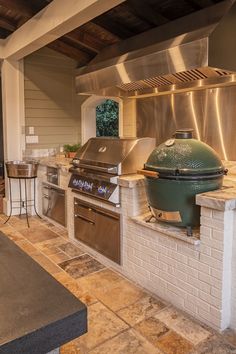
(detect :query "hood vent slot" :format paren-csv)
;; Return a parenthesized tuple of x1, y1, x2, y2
(117, 68, 232, 92)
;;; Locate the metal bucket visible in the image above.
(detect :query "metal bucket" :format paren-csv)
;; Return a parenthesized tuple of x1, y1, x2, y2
(5, 160, 39, 178)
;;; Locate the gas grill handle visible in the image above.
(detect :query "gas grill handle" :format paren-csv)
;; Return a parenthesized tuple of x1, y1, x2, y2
(77, 163, 117, 174)
(137, 169, 159, 178)
(74, 213, 95, 225)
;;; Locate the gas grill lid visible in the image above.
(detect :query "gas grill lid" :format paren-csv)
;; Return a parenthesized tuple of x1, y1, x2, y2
(72, 137, 155, 175)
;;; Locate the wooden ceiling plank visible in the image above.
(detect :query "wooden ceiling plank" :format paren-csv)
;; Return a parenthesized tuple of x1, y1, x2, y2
(186, 0, 214, 9)
(0, 17, 16, 32)
(93, 16, 135, 39)
(127, 0, 169, 26)
(82, 22, 121, 45)
(65, 30, 102, 53)
(47, 39, 94, 65)
(0, 0, 33, 17)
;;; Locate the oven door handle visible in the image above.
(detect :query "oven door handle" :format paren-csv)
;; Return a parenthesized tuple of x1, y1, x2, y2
(74, 214, 95, 225)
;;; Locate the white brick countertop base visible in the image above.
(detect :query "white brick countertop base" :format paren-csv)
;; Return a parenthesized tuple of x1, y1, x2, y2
(120, 180, 236, 331)
(37, 165, 236, 332)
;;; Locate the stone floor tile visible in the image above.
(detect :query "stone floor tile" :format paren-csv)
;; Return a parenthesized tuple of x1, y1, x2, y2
(30, 252, 62, 274)
(36, 237, 67, 255)
(155, 306, 185, 327)
(48, 252, 71, 264)
(89, 329, 161, 354)
(222, 329, 236, 348)
(190, 335, 236, 354)
(15, 239, 38, 255)
(94, 279, 146, 312)
(76, 268, 124, 294)
(58, 242, 84, 258)
(117, 295, 167, 326)
(60, 339, 81, 354)
(155, 306, 211, 346)
(2, 228, 24, 242)
(156, 330, 193, 354)
(171, 317, 212, 345)
(78, 302, 128, 351)
(58, 254, 105, 279)
(19, 225, 59, 243)
(0, 224, 16, 233)
(134, 316, 169, 347)
(63, 280, 97, 306)
(53, 271, 75, 285)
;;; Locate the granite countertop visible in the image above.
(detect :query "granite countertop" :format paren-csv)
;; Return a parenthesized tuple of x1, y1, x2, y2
(132, 212, 200, 246)
(38, 156, 73, 172)
(196, 185, 236, 211)
(0, 232, 87, 354)
(118, 174, 145, 188)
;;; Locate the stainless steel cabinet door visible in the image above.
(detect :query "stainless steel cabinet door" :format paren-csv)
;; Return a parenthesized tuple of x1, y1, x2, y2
(43, 185, 66, 226)
(74, 199, 96, 246)
(94, 208, 120, 264)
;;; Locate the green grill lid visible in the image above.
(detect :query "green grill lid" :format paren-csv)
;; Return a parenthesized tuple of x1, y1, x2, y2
(145, 129, 224, 175)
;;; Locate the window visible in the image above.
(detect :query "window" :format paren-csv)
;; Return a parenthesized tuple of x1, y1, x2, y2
(81, 96, 123, 144)
(96, 99, 119, 137)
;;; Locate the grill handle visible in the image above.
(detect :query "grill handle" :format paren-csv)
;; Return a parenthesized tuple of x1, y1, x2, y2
(137, 169, 159, 178)
(76, 163, 117, 174)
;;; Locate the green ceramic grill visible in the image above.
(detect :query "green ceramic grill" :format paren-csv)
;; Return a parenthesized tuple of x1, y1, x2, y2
(143, 129, 226, 231)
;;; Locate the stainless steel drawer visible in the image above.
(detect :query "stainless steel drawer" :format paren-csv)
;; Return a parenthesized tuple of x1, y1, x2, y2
(43, 184, 66, 226)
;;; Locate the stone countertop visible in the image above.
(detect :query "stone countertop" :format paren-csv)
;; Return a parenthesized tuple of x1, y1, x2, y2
(132, 212, 200, 245)
(0, 232, 87, 354)
(118, 174, 145, 188)
(196, 185, 236, 211)
(37, 156, 73, 172)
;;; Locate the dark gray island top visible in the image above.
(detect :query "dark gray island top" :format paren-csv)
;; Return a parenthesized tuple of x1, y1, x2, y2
(0, 232, 87, 354)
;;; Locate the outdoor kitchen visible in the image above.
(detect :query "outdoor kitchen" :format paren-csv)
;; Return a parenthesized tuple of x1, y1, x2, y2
(2, 0, 236, 354)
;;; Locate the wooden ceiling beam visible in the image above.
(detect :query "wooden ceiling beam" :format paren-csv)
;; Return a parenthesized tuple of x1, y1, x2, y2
(82, 22, 121, 45)
(127, 0, 169, 26)
(0, 0, 34, 17)
(93, 16, 135, 39)
(64, 30, 102, 54)
(47, 39, 94, 65)
(186, 0, 214, 10)
(0, 17, 16, 32)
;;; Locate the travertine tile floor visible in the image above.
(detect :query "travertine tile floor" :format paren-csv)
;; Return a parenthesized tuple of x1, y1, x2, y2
(1, 214, 236, 354)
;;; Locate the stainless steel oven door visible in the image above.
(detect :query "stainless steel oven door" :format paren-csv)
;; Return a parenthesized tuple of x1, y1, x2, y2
(42, 184, 66, 226)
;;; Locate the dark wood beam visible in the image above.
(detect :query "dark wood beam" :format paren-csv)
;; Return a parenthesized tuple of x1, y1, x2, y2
(186, 0, 214, 9)
(47, 39, 93, 66)
(93, 15, 135, 39)
(0, 17, 16, 32)
(0, 0, 34, 17)
(82, 22, 121, 46)
(65, 29, 102, 54)
(127, 0, 169, 26)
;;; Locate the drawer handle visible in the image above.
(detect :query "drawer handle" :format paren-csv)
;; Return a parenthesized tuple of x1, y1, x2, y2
(74, 214, 95, 225)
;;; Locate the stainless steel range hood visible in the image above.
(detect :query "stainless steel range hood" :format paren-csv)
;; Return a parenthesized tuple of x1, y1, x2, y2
(76, 0, 236, 97)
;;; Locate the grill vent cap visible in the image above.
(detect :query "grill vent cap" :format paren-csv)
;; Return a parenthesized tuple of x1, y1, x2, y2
(174, 129, 193, 139)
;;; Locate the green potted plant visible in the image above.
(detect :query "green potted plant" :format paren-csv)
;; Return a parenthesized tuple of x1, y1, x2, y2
(63, 143, 81, 158)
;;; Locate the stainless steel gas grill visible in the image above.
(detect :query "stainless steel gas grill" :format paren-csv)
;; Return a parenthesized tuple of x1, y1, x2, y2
(68, 137, 155, 205)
